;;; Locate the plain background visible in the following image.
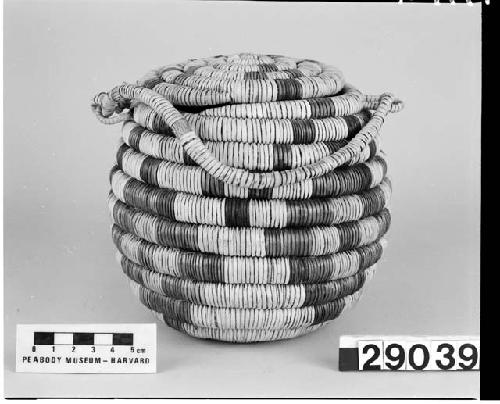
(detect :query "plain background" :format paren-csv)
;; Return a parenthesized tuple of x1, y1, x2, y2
(3, 0, 480, 398)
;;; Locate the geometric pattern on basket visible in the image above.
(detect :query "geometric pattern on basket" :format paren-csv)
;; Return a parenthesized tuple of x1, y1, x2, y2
(92, 53, 404, 342)
(118, 252, 377, 309)
(112, 225, 386, 285)
(108, 193, 391, 257)
(129, 279, 367, 330)
(136, 55, 348, 107)
(122, 117, 381, 171)
(115, 145, 388, 199)
(131, 104, 373, 144)
(152, 312, 328, 343)
(110, 167, 391, 228)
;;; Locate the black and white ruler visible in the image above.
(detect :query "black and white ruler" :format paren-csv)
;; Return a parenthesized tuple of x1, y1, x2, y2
(339, 335, 480, 371)
(16, 324, 156, 373)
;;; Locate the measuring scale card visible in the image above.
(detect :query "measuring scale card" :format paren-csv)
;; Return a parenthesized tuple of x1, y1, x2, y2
(16, 324, 156, 373)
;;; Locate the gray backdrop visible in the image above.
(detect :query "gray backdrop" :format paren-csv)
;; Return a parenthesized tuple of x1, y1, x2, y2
(4, 0, 480, 398)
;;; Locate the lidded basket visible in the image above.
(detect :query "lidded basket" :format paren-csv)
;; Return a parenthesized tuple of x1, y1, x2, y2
(92, 53, 403, 343)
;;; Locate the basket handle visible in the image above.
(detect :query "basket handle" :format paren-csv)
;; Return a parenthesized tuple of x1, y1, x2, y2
(92, 84, 403, 189)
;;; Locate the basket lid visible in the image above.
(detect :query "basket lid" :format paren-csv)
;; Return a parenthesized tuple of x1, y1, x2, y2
(136, 53, 346, 106)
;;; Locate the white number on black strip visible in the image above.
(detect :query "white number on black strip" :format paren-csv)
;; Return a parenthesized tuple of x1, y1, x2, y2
(339, 335, 479, 371)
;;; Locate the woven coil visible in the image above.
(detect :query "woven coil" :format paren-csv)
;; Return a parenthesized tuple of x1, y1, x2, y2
(92, 53, 403, 343)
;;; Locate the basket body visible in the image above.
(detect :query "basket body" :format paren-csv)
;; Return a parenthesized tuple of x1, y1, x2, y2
(95, 53, 401, 343)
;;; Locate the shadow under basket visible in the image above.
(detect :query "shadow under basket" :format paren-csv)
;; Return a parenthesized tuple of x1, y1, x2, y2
(92, 53, 403, 343)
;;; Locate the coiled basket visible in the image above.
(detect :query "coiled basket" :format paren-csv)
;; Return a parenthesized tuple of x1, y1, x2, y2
(92, 53, 403, 343)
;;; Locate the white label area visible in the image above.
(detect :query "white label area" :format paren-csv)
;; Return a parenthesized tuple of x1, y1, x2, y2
(16, 324, 156, 373)
(340, 335, 479, 371)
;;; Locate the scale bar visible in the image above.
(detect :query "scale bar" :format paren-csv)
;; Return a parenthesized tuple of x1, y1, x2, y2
(73, 333, 94, 345)
(34, 332, 134, 346)
(113, 333, 133, 345)
(33, 332, 54, 345)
